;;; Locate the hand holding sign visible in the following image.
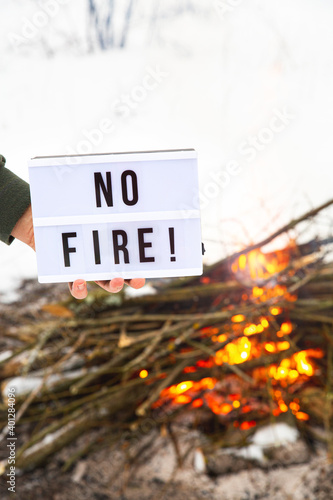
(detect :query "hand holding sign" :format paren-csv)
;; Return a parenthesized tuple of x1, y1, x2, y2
(10, 205, 145, 299)
(28, 150, 203, 287)
(69, 277, 146, 300)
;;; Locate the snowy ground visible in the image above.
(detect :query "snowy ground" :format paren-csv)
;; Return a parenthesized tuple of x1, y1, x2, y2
(0, 0, 332, 301)
(1, 423, 331, 500)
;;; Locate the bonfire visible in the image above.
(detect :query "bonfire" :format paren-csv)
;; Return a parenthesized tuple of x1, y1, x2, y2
(0, 199, 332, 473)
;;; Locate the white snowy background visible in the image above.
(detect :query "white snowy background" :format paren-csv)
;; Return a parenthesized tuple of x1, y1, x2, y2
(0, 0, 332, 301)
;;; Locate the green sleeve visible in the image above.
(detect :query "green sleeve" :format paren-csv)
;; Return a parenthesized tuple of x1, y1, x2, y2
(0, 155, 31, 245)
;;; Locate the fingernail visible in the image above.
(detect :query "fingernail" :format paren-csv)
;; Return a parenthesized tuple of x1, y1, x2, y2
(77, 284, 85, 290)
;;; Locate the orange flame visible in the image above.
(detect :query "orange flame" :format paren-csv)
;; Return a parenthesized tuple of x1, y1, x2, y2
(215, 336, 251, 365)
(153, 246, 322, 426)
(232, 248, 291, 280)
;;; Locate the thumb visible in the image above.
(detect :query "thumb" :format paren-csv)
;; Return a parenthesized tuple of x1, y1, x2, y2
(69, 279, 88, 299)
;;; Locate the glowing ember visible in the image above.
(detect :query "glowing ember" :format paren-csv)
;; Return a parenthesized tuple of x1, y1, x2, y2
(192, 398, 204, 408)
(215, 336, 251, 365)
(270, 306, 282, 316)
(260, 318, 269, 328)
(295, 411, 310, 421)
(183, 366, 196, 374)
(281, 321, 293, 334)
(253, 286, 264, 297)
(289, 370, 299, 380)
(139, 369, 148, 379)
(240, 421, 256, 430)
(294, 351, 314, 376)
(201, 326, 219, 335)
(277, 341, 290, 351)
(232, 314, 246, 323)
(176, 381, 194, 394)
(289, 402, 300, 413)
(212, 333, 228, 343)
(244, 324, 257, 336)
(279, 402, 288, 413)
(174, 394, 191, 404)
(265, 342, 275, 353)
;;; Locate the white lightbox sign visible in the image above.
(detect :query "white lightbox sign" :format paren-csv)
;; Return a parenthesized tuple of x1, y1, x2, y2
(28, 150, 203, 283)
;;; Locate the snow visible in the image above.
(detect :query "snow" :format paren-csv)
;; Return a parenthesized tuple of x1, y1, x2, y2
(213, 422, 300, 465)
(1, 367, 95, 400)
(0, 0, 332, 301)
(2, 376, 44, 398)
(251, 422, 299, 448)
(21, 421, 75, 459)
(193, 447, 206, 473)
(232, 422, 300, 463)
(19, 404, 109, 461)
(236, 443, 265, 463)
(0, 350, 13, 363)
(124, 282, 157, 298)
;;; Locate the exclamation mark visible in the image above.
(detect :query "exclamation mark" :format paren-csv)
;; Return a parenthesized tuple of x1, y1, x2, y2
(169, 227, 176, 262)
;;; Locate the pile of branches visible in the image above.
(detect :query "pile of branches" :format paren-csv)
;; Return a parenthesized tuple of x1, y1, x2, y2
(0, 200, 333, 472)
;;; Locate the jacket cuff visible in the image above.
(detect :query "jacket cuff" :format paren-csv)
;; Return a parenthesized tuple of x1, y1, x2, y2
(0, 159, 31, 245)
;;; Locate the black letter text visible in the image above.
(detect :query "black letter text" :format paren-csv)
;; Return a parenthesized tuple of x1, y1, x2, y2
(94, 172, 113, 207)
(121, 170, 138, 206)
(138, 228, 155, 263)
(112, 230, 130, 264)
(62, 232, 77, 267)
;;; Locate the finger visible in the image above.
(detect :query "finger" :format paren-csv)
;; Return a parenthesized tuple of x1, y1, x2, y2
(95, 277, 124, 293)
(69, 279, 88, 300)
(124, 278, 146, 289)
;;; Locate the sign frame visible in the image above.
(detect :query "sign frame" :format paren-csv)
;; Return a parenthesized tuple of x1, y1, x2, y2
(28, 149, 203, 283)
